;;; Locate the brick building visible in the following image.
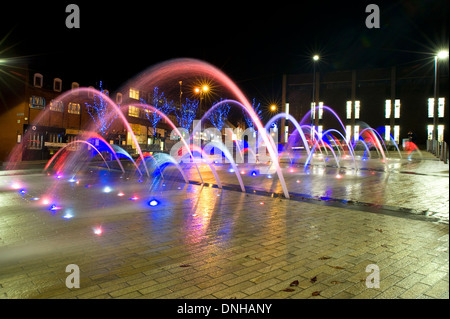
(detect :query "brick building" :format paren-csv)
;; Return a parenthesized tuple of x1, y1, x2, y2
(0, 66, 179, 162)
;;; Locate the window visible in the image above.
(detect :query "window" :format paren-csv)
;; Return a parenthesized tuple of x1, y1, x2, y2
(385, 125, 391, 141)
(346, 101, 360, 119)
(129, 88, 139, 100)
(428, 125, 445, 141)
(394, 99, 400, 118)
(354, 101, 360, 119)
(318, 125, 323, 140)
(33, 73, 43, 88)
(49, 100, 64, 112)
(72, 82, 80, 96)
(128, 105, 140, 117)
(68, 102, 81, 115)
(393, 125, 400, 143)
(354, 125, 360, 142)
(310, 102, 323, 119)
(346, 125, 352, 142)
(53, 78, 62, 92)
(116, 93, 123, 105)
(29, 96, 45, 109)
(346, 101, 352, 119)
(428, 98, 445, 118)
(385, 100, 391, 119)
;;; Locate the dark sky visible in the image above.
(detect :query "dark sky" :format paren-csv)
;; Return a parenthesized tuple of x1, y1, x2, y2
(1, 0, 448, 105)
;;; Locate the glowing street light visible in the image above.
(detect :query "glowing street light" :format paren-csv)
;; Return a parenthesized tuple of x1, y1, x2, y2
(270, 104, 277, 112)
(437, 50, 449, 60)
(432, 49, 449, 145)
(313, 55, 320, 61)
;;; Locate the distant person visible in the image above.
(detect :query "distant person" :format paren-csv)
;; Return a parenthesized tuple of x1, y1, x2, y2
(406, 131, 421, 160)
(407, 131, 417, 144)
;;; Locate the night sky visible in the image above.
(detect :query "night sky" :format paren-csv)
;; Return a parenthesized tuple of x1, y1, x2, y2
(0, 0, 448, 106)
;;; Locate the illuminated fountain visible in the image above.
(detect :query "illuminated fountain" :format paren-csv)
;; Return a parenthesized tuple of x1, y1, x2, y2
(4, 57, 415, 220)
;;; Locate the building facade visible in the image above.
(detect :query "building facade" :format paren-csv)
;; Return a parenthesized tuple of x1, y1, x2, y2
(280, 64, 449, 149)
(0, 67, 179, 162)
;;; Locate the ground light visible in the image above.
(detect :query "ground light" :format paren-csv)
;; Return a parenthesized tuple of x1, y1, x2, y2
(148, 199, 160, 207)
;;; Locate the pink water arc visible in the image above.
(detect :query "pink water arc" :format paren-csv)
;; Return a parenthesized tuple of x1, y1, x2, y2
(121, 58, 290, 198)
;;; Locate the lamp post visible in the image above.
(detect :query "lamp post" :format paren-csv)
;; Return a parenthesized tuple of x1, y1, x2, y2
(433, 50, 449, 151)
(194, 84, 209, 115)
(312, 55, 319, 140)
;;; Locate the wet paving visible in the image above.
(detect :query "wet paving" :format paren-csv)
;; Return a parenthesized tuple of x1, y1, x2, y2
(0, 152, 448, 299)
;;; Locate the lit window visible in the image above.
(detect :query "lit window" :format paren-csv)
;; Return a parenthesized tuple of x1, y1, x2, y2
(346, 101, 352, 119)
(427, 125, 433, 140)
(428, 98, 445, 118)
(29, 96, 45, 110)
(354, 125, 360, 142)
(318, 102, 323, 120)
(129, 88, 139, 100)
(385, 125, 391, 141)
(49, 100, 64, 112)
(318, 125, 323, 140)
(53, 78, 62, 92)
(346, 125, 352, 142)
(385, 100, 391, 119)
(438, 125, 444, 142)
(128, 105, 140, 117)
(310, 102, 323, 119)
(394, 99, 400, 118)
(33, 73, 43, 88)
(346, 101, 360, 119)
(68, 102, 80, 115)
(428, 125, 445, 141)
(354, 101, 360, 119)
(393, 125, 400, 143)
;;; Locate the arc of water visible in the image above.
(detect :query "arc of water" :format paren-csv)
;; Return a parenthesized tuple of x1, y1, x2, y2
(83, 133, 126, 174)
(153, 153, 188, 184)
(178, 145, 223, 189)
(354, 139, 372, 159)
(30, 87, 151, 177)
(126, 103, 204, 184)
(116, 59, 288, 198)
(206, 141, 245, 193)
(110, 143, 143, 176)
(44, 140, 111, 172)
(323, 128, 357, 170)
(264, 113, 311, 157)
(359, 128, 388, 158)
(193, 99, 287, 198)
(139, 153, 166, 181)
(305, 137, 340, 170)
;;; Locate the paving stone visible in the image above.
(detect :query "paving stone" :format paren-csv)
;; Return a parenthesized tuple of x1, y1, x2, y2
(0, 158, 448, 299)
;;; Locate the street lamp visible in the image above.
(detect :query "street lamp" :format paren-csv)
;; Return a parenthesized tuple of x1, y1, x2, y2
(312, 55, 320, 140)
(432, 50, 449, 147)
(194, 84, 210, 115)
(270, 104, 277, 112)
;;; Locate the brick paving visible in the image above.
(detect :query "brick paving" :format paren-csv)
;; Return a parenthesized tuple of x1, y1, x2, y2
(0, 153, 448, 299)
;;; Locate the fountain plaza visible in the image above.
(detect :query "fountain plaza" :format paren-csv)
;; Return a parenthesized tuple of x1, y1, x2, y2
(0, 59, 448, 300)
